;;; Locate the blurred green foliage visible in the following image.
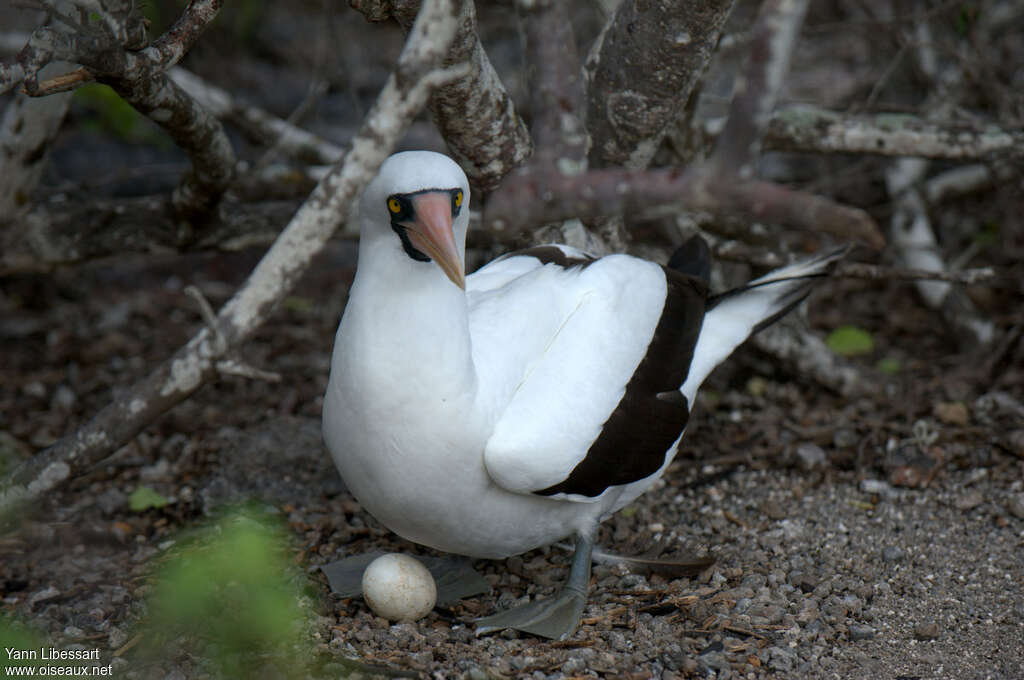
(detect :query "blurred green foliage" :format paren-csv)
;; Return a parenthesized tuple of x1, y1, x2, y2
(0, 614, 45, 671)
(142, 508, 309, 679)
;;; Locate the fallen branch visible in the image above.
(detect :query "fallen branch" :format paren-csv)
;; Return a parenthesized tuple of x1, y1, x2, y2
(0, 0, 463, 520)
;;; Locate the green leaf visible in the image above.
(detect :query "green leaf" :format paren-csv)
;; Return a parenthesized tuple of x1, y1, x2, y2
(826, 325, 875, 356)
(130, 485, 169, 511)
(876, 357, 902, 374)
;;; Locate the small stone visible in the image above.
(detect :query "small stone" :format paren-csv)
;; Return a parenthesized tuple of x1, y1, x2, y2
(767, 646, 797, 672)
(1005, 493, 1024, 519)
(955, 492, 984, 511)
(795, 443, 827, 471)
(1006, 430, 1024, 458)
(833, 428, 859, 449)
(933, 401, 969, 426)
(882, 546, 904, 562)
(698, 651, 730, 672)
(914, 622, 941, 640)
(761, 500, 787, 520)
(51, 384, 76, 411)
(848, 624, 875, 641)
(861, 479, 899, 500)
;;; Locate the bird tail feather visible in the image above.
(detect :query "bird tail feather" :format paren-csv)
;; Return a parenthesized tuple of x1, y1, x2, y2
(680, 246, 849, 399)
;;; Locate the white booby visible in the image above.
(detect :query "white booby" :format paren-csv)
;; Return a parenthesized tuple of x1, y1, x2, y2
(323, 150, 845, 639)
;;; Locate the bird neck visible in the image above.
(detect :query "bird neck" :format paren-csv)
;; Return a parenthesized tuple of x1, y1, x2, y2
(342, 241, 477, 402)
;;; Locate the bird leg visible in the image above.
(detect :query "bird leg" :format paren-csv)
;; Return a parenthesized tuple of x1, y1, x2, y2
(475, 531, 594, 640)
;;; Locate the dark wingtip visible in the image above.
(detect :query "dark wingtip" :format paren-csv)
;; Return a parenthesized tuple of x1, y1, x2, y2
(667, 235, 712, 285)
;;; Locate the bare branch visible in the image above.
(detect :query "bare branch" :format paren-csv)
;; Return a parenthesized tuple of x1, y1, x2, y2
(0, 61, 26, 94)
(169, 67, 347, 166)
(143, 0, 222, 68)
(352, 0, 532, 191)
(0, 14, 73, 219)
(710, 0, 809, 177)
(108, 69, 235, 219)
(518, 0, 585, 163)
(584, 0, 736, 169)
(0, 0, 462, 518)
(762, 105, 1024, 164)
(886, 158, 996, 347)
(483, 164, 883, 248)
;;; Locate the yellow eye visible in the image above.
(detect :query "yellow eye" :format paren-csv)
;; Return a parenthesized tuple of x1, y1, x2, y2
(387, 197, 402, 214)
(454, 190, 463, 208)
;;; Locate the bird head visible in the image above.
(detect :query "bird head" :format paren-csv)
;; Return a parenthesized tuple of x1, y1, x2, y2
(359, 151, 471, 290)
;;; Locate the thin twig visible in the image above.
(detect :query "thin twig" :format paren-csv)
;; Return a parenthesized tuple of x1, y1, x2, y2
(834, 262, 999, 286)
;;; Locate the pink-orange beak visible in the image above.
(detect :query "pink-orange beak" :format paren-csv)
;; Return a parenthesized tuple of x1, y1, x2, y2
(404, 191, 465, 290)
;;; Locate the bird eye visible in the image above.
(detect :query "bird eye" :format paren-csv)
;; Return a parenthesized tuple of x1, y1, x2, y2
(454, 190, 463, 208)
(387, 197, 403, 214)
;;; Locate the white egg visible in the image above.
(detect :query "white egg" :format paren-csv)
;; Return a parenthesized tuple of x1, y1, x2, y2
(361, 553, 437, 622)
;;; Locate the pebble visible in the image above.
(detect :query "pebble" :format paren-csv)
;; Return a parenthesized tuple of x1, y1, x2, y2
(914, 622, 941, 640)
(882, 545, 904, 562)
(861, 479, 900, 500)
(848, 624, 875, 641)
(767, 646, 798, 672)
(1004, 493, 1024, 519)
(955, 492, 985, 511)
(761, 500, 787, 520)
(699, 651, 730, 671)
(933, 401, 969, 426)
(795, 442, 828, 471)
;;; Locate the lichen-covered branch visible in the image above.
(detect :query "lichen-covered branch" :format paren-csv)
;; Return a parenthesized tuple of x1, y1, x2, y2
(2, 0, 233, 218)
(584, 0, 736, 169)
(0, 62, 72, 219)
(0, 0, 462, 521)
(352, 0, 531, 191)
(762, 105, 1024, 163)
